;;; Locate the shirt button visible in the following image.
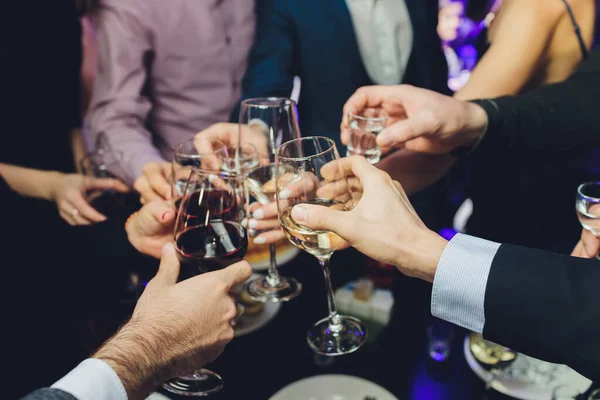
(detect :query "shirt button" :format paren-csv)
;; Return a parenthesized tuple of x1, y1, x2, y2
(225, 36, 232, 45)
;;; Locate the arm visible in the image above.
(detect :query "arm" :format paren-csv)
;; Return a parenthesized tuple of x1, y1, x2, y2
(454, 0, 562, 100)
(228, 0, 296, 122)
(87, 2, 163, 185)
(0, 163, 61, 201)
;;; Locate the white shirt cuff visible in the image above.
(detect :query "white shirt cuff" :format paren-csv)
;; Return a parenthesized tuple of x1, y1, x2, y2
(51, 358, 127, 400)
(431, 233, 501, 333)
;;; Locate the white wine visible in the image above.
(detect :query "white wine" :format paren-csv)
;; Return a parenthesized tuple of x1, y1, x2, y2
(280, 199, 346, 257)
(469, 333, 517, 370)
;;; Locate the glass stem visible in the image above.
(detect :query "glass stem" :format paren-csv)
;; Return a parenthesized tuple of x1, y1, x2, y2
(266, 243, 281, 287)
(317, 255, 342, 332)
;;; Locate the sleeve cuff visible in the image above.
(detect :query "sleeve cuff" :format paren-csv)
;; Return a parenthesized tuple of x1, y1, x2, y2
(51, 358, 127, 400)
(431, 233, 501, 333)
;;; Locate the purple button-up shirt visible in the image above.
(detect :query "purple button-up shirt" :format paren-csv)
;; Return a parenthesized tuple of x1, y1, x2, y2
(87, 0, 255, 183)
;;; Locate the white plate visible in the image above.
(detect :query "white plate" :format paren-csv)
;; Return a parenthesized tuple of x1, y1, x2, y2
(270, 374, 398, 400)
(249, 244, 300, 271)
(145, 393, 171, 400)
(464, 337, 591, 400)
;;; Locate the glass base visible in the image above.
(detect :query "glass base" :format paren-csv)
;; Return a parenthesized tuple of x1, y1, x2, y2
(306, 315, 367, 356)
(163, 369, 223, 396)
(246, 276, 302, 303)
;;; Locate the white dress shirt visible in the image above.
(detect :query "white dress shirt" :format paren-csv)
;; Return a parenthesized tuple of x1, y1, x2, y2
(431, 233, 501, 333)
(51, 359, 127, 400)
(345, 0, 413, 85)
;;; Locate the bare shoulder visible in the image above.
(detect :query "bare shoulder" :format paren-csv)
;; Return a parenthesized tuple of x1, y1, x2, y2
(501, 0, 564, 23)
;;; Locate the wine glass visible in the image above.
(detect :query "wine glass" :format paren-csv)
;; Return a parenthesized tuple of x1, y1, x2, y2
(221, 142, 259, 175)
(346, 108, 388, 164)
(469, 333, 518, 394)
(239, 97, 302, 303)
(171, 138, 229, 206)
(576, 182, 600, 259)
(163, 168, 249, 396)
(275, 136, 367, 355)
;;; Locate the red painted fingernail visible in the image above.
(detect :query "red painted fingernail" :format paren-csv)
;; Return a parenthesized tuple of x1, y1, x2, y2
(161, 211, 171, 221)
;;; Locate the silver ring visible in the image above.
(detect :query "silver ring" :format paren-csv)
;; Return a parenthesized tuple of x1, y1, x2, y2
(72, 208, 79, 216)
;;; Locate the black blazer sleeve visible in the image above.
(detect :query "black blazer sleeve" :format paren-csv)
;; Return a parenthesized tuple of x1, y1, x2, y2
(483, 244, 600, 381)
(473, 49, 600, 155)
(21, 388, 77, 400)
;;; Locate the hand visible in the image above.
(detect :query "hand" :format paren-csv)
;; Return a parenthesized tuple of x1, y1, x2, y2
(571, 229, 600, 259)
(134, 162, 172, 204)
(126, 200, 176, 258)
(289, 156, 448, 282)
(93, 243, 252, 400)
(340, 85, 489, 154)
(51, 173, 129, 225)
(195, 122, 270, 163)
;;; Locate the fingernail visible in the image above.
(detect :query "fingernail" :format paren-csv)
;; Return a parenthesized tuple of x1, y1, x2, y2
(248, 228, 257, 237)
(248, 219, 259, 229)
(253, 237, 267, 245)
(279, 189, 292, 199)
(241, 218, 248, 227)
(253, 209, 264, 219)
(162, 242, 175, 255)
(291, 205, 308, 223)
(208, 174, 217, 183)
(161, 211, 173, 221)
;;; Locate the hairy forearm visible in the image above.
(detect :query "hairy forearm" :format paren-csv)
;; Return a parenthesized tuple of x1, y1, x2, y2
(376, 151, 456, 195)
(0, 163, 61, 201)
(93, 319, 167, 400)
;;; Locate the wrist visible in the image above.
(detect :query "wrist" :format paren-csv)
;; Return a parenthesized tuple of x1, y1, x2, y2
(45, 171, 65, 202)
(400, 228, 448, 283)
(93, 320, 165, 400)
(459, 101, 488, 148)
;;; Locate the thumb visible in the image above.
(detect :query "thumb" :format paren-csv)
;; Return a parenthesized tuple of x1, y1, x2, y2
(152, 242, 180, 285)
(291, 203, 350, 236)
(140, 200, 175, 230)
(215, 260, 253, 290)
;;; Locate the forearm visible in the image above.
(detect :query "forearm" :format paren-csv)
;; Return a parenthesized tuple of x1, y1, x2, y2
(92, 320, 165, 400)
(0, 163, 61, 201)
(377, 151, 456, 195)
(71, 127, 87, 173)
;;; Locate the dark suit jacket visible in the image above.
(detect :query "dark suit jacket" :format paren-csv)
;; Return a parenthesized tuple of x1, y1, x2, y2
(21, 388, 76, 400)
(460, 49, 600, 253)
(483, 245, 600, 382)
(230, 0, 450, 152)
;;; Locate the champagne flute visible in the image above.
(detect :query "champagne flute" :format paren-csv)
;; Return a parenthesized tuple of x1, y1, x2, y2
(275, 136, 367, 355)
(162, 168, 248, 396)
(239, 97, 302, 302)
(469, 333, 518, 394)
(576, 182, 600, 259)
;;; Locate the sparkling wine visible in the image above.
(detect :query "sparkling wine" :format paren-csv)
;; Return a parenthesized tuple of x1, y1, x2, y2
(346, 120, 384, 164)
(469, 333, 517, 370)
(576, 200, 600, 236)
(176, 221, 247, 280)
(279, 199, 346, 257)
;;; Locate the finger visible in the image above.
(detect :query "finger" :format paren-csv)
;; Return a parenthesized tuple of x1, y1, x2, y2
(134, 177, 163, 203)
(377, 108, 437, 149)
(248, 217, 281, 231)
(214, 260, 253, 290)
(581, 229, 600, 258)
(342, 86, 386, 118)
(138, 200, 176, 227)
(195, 122, 238, 149)
(86, 177, 129, 193)
(320, 156, 377, 186)
(252, 202, 279, 220)
(147, 168, 172, 200)
(69, 193, 107, 223)
(59, 210, 77, 226)
(252, 229, 286, 245)
(571, 240, 586, 258)
(316, 177, 363, 200)
(152, 242, 180, 285)
(290, 202, 352, 235)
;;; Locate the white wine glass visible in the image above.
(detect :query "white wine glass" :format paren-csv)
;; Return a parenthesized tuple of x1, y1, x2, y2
(469, 333, 518, 396)
(239, 97, 302, 303)
(576, 182, 600, 259)
(275, 136, 367, 355)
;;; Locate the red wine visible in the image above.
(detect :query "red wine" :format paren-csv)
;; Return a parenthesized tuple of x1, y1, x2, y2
(88, 191, 139, 218)
(175, 189, 238, 221)
(176, 221, 247, 280)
